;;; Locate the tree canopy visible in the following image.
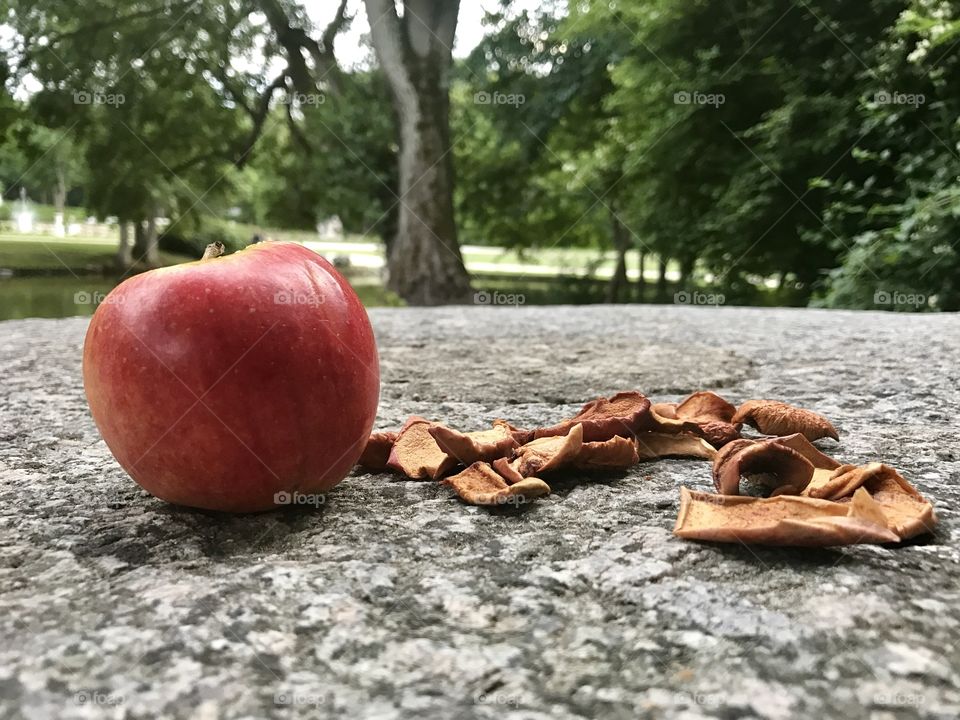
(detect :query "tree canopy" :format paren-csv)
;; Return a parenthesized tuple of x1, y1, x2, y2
(1, 0, 957, 308)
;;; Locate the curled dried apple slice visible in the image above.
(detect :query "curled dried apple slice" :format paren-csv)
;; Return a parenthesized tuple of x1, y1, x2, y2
(534, 391, 651, 442)
(644, 404, 700, 434)
(733, 400, 839, 441)
(771, 433, 841, 469)
(492, 457, 526, 484)
(386, 416, 457, 480)
(674, 487, 899, 546)
(443, 462, 550, 506)
(428, 420, 520, 466)
(635, 433, 717, 461)
(650, 392, 740, 446)
(697, 421, 741, 449)
(712, 438, 815, 496)
(676, 391, 738, 424)
(357, 431, 398, 471)
(651, 402, 679, 419)
(573, 435, 640, 471)
(494, 419, 535, 446)
(802, 462, 937, 540)
(516, 423, 584, 476)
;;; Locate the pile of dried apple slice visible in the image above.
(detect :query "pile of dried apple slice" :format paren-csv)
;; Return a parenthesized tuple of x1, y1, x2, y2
(357, 392, 938, 548)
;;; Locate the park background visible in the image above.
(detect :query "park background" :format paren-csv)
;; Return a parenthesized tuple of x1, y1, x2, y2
(0, 0, 958, 319)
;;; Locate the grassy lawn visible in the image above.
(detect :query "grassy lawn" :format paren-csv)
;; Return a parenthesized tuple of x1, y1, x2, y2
(0, 228, 688, 320)
(2, 230, 678, 282)
(0, 234, 192, 271)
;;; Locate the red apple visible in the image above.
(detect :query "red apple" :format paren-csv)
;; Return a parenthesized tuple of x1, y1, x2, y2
(82, 241, 380, 512)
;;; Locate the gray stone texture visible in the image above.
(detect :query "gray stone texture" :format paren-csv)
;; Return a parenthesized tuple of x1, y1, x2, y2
(0, 306, 958, 720)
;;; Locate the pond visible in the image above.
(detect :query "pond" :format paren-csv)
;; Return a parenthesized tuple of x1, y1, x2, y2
(0, 275, 412, 321)
(0, 274, 618, 321)
(0, 277, 117, 320)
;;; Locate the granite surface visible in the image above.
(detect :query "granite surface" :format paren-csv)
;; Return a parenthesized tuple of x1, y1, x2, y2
(0, 306, 958, 720)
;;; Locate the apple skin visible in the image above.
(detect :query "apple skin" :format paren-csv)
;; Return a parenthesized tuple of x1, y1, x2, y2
(82, 241, 380, 512)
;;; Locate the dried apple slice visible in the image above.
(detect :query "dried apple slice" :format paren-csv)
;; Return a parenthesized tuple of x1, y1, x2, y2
(357, 431, 398, 471)
(644, 404, 700, 434)
(733, 400, 839, 441)
(802, 463, 862, 500)
(712, 438, 815, 496)
(771, 433, 841, 469)
(533, 391, 651, 442)
(651, 402, 679, 419)
(650, 392, 740, 446)
(802, 462, 937, 540)
(494, 419, 534, 445)
(635, 433, 717, 461)
(857, 465, 938, 540)
(673, 487, 899, 546)
(492, 457, 526, 484)
(573, 435, 640, 471)
(676, 391, 738, 424)
(386, 416, 457, 480)
(428, 420, 520, 466)
(443, 462, 550, 506)
(697, 421, 741, 449)
(516, 423, 584, 476)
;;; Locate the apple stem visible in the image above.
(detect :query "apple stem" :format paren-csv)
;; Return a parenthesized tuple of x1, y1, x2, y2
(201, 242, 225, 261)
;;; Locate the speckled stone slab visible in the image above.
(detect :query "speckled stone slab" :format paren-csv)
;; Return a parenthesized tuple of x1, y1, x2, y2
(1, 306, 958, 720)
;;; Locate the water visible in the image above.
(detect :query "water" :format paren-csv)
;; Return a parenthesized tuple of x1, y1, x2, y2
(0, 274, 618, 321)
(0, 277, 117, 320)
(0, 275, 412, 321)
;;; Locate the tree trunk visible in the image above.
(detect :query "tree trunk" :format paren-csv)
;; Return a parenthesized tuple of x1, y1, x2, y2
(133, 215, 160, 268)
(364, 0, 471, 305)
(116, 222, 133, 269)
(53, 164, 67, 216)
(606, 208, 629, 303)
(656, 258, 670, 302)
(678, 255, 696, 288)
(636, 251, 646, 302)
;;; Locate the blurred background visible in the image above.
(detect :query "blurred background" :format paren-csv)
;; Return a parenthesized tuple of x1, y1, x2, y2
(0, 0, 958, 319)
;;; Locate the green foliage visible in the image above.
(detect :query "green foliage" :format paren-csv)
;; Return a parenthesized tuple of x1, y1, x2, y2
(1, 0, 957, 310)
(241, 71, 397, 240)
(454, 7, 617, 250)
(816, 1, 960, 310)
(160, 216, 250, 258)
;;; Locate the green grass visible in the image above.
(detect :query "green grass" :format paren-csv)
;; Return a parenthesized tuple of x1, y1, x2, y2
(0, 234, 192, 271)
(0, 274, 403, 320)
(0, 202, 89, 224)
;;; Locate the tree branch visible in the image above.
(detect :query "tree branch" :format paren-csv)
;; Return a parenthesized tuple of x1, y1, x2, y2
(285, 101, 313, 154)
(232, 72, 290, 168)
(255, 0, 350, 96)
